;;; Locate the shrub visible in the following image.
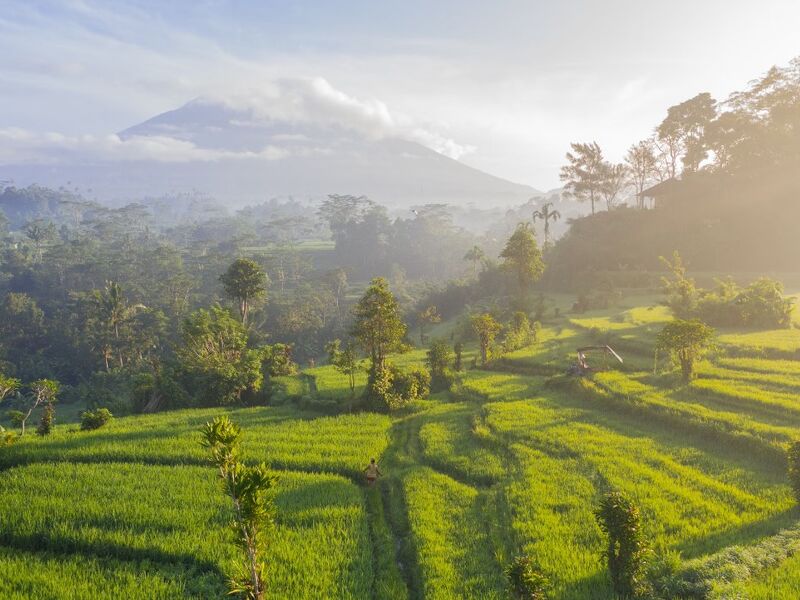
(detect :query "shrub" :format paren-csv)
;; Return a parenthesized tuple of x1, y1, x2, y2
(505, 555, 549, 599)
(80, 408, 114, 431)
(36, 401, 54, 436)
(789, 441, 800, 504)
(427, 340, 453, 392)
(595, 491, 648, 598)
(364, 363, 430, 411)
(6, 410, 25, 428)
(0, 425, 16, 446)
(392, 365, 430, 401)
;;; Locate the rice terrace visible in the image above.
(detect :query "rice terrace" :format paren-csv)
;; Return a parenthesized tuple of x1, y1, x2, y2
(2, 2, 800, 599)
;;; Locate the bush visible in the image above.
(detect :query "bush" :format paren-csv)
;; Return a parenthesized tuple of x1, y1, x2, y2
(430, 368, 455, 394)
(0, 425, 16, 446)
(6, 410, 24, 428)
(789, 441, 800, 504)
(595, 491, 648, 598)
(505, 554, 549, 599)
(392, 365, 430, 401)
(80, 408, 114, 431)
(36, 402, 54, 436)
(364, 363, 430, 411)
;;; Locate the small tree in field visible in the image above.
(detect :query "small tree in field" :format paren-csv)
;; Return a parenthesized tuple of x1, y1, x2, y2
(788, 441, 800, 504)
(19, 379, 59, 436)
(426, 339, 453, 392)
(471, 313, 503, 364)
(325, 339, 361, 398)
(201, 416, 278, 600)
(595, 491, 648, 598)
(655, 319, 714, 382)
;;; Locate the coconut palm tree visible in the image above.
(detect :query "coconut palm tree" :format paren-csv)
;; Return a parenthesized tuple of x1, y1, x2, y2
(532, 202, 561, 248)
(463, 245, 485, 278)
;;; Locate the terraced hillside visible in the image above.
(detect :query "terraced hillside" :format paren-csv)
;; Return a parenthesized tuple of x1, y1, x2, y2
(1, 298, 799, 599)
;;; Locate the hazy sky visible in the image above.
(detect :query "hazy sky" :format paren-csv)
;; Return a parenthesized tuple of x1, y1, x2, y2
(2, 0, 799, 189)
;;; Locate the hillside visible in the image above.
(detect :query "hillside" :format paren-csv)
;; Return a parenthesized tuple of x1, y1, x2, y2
(0, 97, 538, 209)
(2, 296, 799, 599)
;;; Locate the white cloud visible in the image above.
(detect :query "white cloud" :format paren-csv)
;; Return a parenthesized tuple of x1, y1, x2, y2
(202, 77, 474, 159)
(0, 128, 290, 164)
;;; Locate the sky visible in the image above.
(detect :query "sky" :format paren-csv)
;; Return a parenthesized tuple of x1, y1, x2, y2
(1, 0, 799, 189)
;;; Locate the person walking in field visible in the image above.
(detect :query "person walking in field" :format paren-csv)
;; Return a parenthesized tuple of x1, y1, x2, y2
(364, 458, 382, 486)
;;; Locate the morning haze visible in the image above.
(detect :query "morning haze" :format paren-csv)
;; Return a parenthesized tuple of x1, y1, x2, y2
(0, 2, 799, 599)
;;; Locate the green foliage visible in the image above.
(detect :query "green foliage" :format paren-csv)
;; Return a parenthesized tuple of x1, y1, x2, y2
(178, 306, 263, 405)
(506, 555, 550, 600)
(660, 251, 698, 318)
(503, 312, 539, 353)
(500, 222, 545, 296)
(471, 313, 503, 364)
(201, 416, 278, 599)
(36, 401, 54, 436)
(416, 305, 441, 344)
(260, 343, 297, 377)
(0, 374, 21, 402)
(656, 319, 715, 381)
(325, 339, 361, 398)
(351, 278, 406, 372)
(595, 491, 648, 598)
(453, 341, 463, 372)
(426, 339, 453, 392)
(0, 425, 16, 446)
(219, 258, 268, 324)
(789, 441, 800, 504)
(80, 408, 114, 431)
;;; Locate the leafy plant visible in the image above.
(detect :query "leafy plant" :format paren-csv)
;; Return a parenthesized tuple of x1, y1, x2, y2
(505, 554, 550, 599)
(789, 441, 800, 504)
(80, 408, 114, 431)
(595, 491, 648, 598)
(655, 319, 714, 382)
(201, 416, 278, 600)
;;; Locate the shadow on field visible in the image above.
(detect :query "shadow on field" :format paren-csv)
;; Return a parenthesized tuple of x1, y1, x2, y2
(679, 506, 800, 559)
(0, 534, 227, 595)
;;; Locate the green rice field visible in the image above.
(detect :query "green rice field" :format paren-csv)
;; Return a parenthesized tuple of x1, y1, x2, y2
(2, 296, 799, 599)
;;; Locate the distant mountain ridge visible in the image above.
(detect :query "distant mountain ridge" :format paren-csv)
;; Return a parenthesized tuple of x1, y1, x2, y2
(1, 97, 539, 208)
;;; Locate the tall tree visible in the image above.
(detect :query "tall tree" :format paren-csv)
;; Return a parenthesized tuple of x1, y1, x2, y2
(23, 219, 56, 264)
(657, 92, 717, 173)
(625, 141, 657, 209)
(500, 223, 545, 298)
(599, 162, 629, 211)
(351, 278, 406, 376)
(463, 245, 485, 278)
(560, 142, 606, 215)
(532, 202, 561, 248)
(220, 258, 268, 325)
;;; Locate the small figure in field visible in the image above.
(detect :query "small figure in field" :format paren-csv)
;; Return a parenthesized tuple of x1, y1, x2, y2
(364, 457, 382, 486)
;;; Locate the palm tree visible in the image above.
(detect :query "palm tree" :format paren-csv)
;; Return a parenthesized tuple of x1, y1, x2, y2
(532, 202, 561, 248)
(463, 245, 485, 278)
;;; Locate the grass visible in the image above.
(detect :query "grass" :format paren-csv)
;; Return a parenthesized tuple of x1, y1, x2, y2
(3, 293, 800, 597)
